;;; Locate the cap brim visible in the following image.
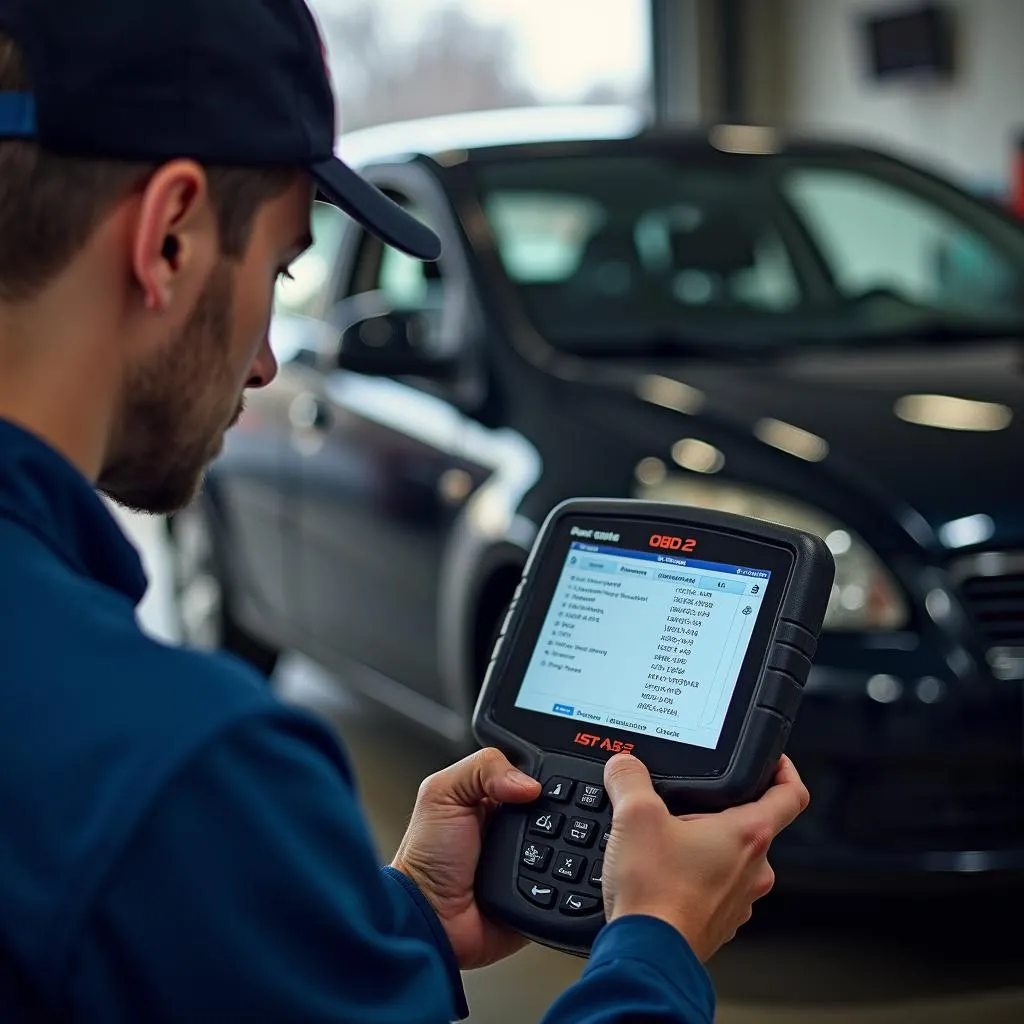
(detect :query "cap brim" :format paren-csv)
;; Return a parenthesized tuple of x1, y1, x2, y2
(312, 157, 442, 262)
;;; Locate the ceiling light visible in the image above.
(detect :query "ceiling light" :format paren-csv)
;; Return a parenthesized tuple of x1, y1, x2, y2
(937, 513, 995, 549)
(825, 529, 852, 555)
(916, 677, 945, 704)
(867, 674, 902, 703)
(634, 457, 668, 486)
(636, 375, 705, 414)
(895, 394, 1012, 432)
(754, 418, 829, 462)
(671, 438, 725, 474)
(709, 124, 779, 155)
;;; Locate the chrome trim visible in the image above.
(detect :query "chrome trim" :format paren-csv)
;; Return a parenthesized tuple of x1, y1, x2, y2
(947, 551, 1024, 671)
(947, 549, 1024, 586)
(986, 646, 1024, 681)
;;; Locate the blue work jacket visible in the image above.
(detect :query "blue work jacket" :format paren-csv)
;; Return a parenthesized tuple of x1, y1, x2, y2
(0, 417, 715, 1023)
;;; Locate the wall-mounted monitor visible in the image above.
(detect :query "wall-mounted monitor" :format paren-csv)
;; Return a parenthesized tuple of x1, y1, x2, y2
(861, 2, 955, 82)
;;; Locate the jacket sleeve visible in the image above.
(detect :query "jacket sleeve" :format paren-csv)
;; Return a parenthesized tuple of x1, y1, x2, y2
(61, 707, 470, 1023)
(539, 916, 716, 1024)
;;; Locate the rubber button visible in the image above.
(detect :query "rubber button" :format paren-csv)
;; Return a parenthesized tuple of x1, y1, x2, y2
(775, 619, 818, 659)
(528, 811, 565, 838)
(559, 891, 601, 916)
(575, 783, 606, 811)
(553, 852, 586, 883)
(767, 643, 812, 684)
(756, 670, 802, 719)
(543, 777, 574, 803)
(518, 876, 557, 908)
(521, 841, 553, 872)
(564, 816, 597, 847)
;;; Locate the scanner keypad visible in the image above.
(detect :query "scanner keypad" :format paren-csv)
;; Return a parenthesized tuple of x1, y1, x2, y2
(517, 775, 611, 916)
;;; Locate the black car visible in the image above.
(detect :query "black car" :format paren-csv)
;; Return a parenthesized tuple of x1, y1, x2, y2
(169, 107, 1024, 891)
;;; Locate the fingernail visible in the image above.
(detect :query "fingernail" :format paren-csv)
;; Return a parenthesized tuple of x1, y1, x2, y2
(507, 769, 536, 787)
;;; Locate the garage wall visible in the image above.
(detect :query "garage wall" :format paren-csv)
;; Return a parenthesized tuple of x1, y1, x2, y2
(783, 0, 1024, 195)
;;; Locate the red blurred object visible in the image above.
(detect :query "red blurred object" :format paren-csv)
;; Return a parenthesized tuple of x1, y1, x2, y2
(1014, 131, 1024, 219)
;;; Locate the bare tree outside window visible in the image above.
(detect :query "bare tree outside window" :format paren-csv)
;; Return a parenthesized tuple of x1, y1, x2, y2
(310, 0, 648, 132)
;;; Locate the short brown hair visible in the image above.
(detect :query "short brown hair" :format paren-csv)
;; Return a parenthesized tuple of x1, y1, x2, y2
(0, 33, 296, 302)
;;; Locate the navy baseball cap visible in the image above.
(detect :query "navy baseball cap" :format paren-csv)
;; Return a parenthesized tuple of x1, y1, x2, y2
(0, 0, 442, 261)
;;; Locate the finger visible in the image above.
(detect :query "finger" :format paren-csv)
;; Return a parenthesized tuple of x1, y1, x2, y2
(772, 754, 805, 793)
(461, 748, 541, 805)
(604, 753, 659, 811)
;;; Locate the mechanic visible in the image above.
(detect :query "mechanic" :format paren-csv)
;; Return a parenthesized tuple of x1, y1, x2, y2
(0, 1, 810, 1021)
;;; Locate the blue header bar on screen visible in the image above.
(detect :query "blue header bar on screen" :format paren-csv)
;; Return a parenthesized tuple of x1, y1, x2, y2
(569, 542, 771, 579)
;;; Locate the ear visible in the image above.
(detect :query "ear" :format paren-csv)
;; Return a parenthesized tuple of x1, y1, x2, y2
(131, 160, 219, 312)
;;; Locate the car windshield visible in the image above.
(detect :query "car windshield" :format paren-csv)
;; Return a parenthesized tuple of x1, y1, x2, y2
(470, 150, 1024, 356)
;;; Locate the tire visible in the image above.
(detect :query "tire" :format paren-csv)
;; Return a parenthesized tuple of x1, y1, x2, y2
(167, 498, 280, 679)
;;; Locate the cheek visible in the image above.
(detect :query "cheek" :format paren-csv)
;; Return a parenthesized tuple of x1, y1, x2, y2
(231, 279, 277, 375)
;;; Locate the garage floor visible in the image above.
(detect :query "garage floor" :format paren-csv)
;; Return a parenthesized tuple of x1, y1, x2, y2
(120, 510, 1024, 1024)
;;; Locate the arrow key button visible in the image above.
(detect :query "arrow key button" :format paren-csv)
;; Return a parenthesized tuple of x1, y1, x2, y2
(518, 875, 558, 908)
(559, 891, 601, 916)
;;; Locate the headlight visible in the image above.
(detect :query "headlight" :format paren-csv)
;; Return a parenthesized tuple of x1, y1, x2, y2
(634, 475, 909, 631)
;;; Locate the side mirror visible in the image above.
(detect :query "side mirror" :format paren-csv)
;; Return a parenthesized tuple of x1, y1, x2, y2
(337, 311, 457, 379)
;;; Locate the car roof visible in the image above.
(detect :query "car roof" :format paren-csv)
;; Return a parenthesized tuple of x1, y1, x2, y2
(334, 105, 882, 170)
(335, 105, 645, 167)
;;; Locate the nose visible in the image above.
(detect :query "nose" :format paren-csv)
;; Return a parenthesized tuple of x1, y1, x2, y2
(246, 331, 279, 390)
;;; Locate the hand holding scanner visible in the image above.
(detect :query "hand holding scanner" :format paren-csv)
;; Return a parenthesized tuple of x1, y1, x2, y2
(472, 498, 835, 956)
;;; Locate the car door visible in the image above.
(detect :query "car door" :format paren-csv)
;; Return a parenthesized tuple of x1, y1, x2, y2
(203, 195, 342, 640)
(233, 199, 354, 638)
(290, 171, 486, 710)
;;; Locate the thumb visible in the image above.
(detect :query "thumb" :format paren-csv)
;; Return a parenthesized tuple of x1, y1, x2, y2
(604, 752, 657, 808)
(467, 748, 541, 805)
(488, 767, 543, 804)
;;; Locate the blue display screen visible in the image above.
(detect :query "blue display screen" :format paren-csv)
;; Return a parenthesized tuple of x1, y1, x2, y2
(514, 542, 772, 750)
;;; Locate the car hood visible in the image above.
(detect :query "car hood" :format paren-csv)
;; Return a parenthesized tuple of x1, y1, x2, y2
(606, 340, 1024, 547)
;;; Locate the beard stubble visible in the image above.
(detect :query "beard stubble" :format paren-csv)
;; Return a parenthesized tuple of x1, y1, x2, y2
(98, 261, 240, 516)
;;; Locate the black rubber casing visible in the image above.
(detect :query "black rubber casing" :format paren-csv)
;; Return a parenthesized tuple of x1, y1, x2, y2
(472, 498, 835, 957)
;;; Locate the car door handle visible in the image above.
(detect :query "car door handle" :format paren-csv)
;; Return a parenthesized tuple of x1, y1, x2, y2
(289, 392, 332, 432)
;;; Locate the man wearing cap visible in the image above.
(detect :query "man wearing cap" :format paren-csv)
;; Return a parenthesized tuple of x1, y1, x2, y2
(0, 1, 809, 1021)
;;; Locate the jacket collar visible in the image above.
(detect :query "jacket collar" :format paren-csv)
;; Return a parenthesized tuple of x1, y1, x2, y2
(0, 417, 148, 604)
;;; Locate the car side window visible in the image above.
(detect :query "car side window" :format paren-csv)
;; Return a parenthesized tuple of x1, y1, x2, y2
(274, 200, 351, 319)
(781, 167, 1020, 316)
(341, 189, 450, 349)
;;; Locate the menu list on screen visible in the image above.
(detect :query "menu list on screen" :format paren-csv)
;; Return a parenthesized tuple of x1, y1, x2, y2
(514, 541, 771, 750)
